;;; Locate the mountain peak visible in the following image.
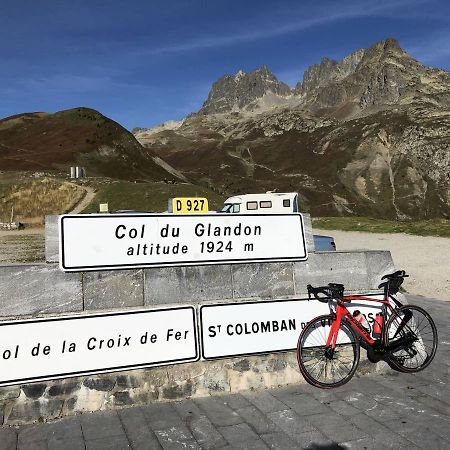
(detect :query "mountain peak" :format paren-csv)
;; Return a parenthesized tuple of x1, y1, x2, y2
(380, 37, 401, 50)
(198, 66, 291, 115)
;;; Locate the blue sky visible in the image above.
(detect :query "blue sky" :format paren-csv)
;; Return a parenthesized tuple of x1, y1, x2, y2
(1, 0, 449, 130)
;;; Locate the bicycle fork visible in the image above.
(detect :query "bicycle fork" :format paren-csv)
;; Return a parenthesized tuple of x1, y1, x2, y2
(324, 308, 345, 359)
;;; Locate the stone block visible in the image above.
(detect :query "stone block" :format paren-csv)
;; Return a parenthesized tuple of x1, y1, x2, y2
(44, 416, 83, 440)
(187, 415, 228, 449)
(153, 427, 198, 450)
(232, 262, 294, 299)
(294, 252, 370, 295)
(17, 423, 50, 445)
(48, 436, 85, 450)
(141, 402, 184, 430)
(0, 386, 21, 401)
(0, 264, 82, 316)
(22, 383, 47, 399)
(45, 215, 59, 263)
(79, 410, 124, 440)
(193, 397, 242, 427)
(267, 409, 318, 437)
(261, 432, 300, 449)
(365, 251, 395, 289)
(83, 270, 144, 310)
(234, 405, 278, 434)
(144, 265, 233, 305)
(162, 381, 193, 399)
(5, 399, 64, 425)
(306, 412, 368, 443)
(83, 377, 116, 392)
(217, 423, 264, 448)
(0, 427, 17, 448)
(301, 213, 315, 252)
(47, 381, 81, 397)
(242, 390, 288, 413)
(111, 391, 132, 407)
(118, 407, 162, 450)
(115, 375, 142, 389)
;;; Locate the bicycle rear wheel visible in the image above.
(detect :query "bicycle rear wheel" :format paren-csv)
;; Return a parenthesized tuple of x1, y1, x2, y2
(384, 305, 438, 372)
(297, 314, 360, 388)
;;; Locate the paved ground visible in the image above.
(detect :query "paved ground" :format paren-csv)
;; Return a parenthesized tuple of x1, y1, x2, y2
(1, 295, 449, 450)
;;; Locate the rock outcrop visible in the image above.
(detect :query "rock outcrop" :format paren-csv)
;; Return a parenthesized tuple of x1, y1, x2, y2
(198, 66, 291, 114)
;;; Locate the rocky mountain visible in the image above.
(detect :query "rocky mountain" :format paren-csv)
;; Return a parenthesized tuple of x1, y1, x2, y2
(135, 38, 450, 219)
(0, 107, 181, 181)
(199, 65, 291, 114)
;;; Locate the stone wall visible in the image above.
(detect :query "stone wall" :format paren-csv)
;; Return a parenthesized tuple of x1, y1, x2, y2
(0, 248, 396, 425)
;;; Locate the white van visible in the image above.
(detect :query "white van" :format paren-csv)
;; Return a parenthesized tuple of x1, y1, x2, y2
(218, 192, 299, 214)
(218, 191, 336, 251)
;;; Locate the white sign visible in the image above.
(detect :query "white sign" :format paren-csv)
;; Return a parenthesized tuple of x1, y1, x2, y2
(200, 296, 384, 359)
(0, 306, 198, 387)
(59, 213, 307, 272)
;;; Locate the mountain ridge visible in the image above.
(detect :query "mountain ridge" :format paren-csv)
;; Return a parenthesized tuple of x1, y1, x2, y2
(134, 38, 450, 219)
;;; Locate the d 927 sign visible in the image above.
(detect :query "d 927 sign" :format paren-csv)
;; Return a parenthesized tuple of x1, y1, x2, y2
(169, 197, 209, 214)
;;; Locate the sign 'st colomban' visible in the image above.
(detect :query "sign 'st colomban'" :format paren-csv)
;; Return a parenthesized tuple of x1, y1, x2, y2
(59, 213, 307, 272)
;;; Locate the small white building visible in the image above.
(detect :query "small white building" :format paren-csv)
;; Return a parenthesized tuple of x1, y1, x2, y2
(70, 167, 86, 179)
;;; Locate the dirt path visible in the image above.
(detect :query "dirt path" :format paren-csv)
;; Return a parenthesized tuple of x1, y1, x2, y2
(69, 185, 96, 214)
(314, 228, 450, 301)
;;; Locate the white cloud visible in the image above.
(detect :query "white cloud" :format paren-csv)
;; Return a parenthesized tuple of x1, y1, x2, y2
(140, 0, 431, 56)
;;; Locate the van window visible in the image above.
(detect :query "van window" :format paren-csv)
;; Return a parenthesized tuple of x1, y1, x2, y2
(283, 199, 290, 207)
(232, 204, 240, 213)
(247, 201, 258, 210)
(260, 201, 272, 208)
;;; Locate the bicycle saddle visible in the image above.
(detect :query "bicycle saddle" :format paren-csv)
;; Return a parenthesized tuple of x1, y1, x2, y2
(381, 270, 408, 280)
(378, 270, 408, 293)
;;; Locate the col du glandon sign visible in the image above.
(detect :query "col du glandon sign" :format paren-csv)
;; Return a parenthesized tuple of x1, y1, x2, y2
(59, 213, 307, 271)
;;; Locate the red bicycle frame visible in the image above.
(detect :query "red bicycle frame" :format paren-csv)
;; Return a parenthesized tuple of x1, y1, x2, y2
(325, 294, 398, 349)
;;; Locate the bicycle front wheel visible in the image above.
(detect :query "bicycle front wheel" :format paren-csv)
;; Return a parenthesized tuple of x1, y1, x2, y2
(297, 314, 360, 388)
(384, 305, 438, 372)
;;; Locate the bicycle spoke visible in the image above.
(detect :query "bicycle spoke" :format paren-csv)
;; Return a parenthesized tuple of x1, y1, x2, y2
(385, 306, 437, 372)
(297, 314, 361, 388)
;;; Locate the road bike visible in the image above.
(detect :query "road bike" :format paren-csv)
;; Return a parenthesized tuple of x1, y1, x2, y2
(296, 270, 438, 388)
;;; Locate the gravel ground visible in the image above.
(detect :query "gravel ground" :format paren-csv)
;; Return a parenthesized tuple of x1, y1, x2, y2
(315, 228, 450, 301)
(0, 228, 44, 263)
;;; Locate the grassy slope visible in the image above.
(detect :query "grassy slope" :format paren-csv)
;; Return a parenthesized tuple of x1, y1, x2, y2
(82, 180, 225, 213)
(0, 108, 174, 181)
(0, 173, 85, 223)
(313, 217, 450, 238)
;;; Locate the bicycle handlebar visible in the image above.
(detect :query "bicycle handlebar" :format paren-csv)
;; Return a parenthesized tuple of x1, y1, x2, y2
(307, 284, 336, 303)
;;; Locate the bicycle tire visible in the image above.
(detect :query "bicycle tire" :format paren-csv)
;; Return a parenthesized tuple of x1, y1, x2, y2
(297, 314, 360, 388)
(384, 305, 438, 373)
